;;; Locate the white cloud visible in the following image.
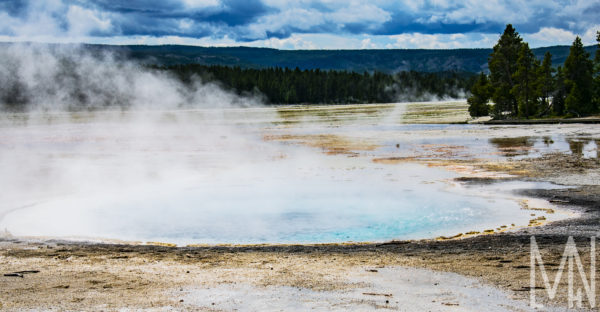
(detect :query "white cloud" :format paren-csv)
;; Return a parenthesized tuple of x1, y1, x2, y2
(66, 5, 112, 36)
(361, 38, 377, 49)
(440, 1, 534, 24)
(388, 32, 496, 49)
(0, 0, 597, 49)
(240, 1, 391, 40)
(0, 32, 508, 50)
(524, 26, 600, 46)
(0, 1, 113, 39)
(181, 0, 221, 9)
(7, 1, 66, 37)
(178, 19, 195, 31)
(525, 27, 578, 45)
(260, 34, 319, 49)
(244, 8, 325, 39)
(582, 26, 600, 45)
(0, 11, 21, 35)
(328, 3, 391, 26)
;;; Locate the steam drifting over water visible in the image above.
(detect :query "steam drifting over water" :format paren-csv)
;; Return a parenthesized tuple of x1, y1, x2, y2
(0, 107, 569, 244)
(0, 45, 569, 245)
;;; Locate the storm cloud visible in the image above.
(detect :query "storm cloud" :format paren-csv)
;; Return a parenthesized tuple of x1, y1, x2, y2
(0, 0, 598, 48)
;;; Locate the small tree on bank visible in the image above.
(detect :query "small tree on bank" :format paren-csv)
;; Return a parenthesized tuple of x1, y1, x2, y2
(468, 72, 492, 117)
(488, 24, 524, 119)
(564, 36, 594, 116)
(594, 31, 600, 111)
(537, 52, 555, 116)
(512, 43, 540, 118)
(552, 66, 567, 116)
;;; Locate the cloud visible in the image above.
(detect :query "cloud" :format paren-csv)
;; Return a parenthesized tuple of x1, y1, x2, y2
(0, 0, 598, 48)
(361, 38, 377, 49)
(66, 5, 112, 36)
(181, 0, 221, 9)
(523, 25, 600, 47)
(387, 32, 498, 49)
(525, 27, 579, 46)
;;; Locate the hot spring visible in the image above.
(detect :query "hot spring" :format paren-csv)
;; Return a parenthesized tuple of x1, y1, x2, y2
(0, 104, 579, 245)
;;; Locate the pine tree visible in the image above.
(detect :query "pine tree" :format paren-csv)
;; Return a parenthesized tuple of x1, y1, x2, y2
(552, 66, 567, 116)
(593, 31, 600, 111)
(512, 43, 540, 118)
(537, 52, 555, 116)
(489, 24, 524, 119)
(468, 72, 492, 117)
(564, 36, 594, 116)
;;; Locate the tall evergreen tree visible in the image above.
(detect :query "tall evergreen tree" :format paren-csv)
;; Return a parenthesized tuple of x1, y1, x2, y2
(593, 31, 600, 111)
(512, 43, 540, 118)
(564, 36, 594, 116)
(468, 72, 492, 117)
(537, 52, 555, 116)
(552, 66, 567, 116)
(489, 24, 524, 119)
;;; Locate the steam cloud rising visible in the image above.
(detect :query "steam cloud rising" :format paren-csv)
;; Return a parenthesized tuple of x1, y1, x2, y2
(0, 43, 272, 241)
(0, 43, 490, 245)
(0, 43, 262, 111)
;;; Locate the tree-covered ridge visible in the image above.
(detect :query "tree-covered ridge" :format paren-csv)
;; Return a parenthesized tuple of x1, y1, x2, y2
(16, 43, 591, 74)
(160, 65, 476, 104)
(468, 25, 600, 119)
(129, 45, 594, 73)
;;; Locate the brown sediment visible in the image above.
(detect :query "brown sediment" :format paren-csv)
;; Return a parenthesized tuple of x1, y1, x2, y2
(146, 242, 178, 248)
(402, 102, 470, 124)
(374, 150, 600, 181)
(488, 137, 535, 157)
(372, 156, 418, 164)
(436, 233, 463, 240)
(263, 133, 379, 155)
(372, 144, 470, 163)
(477, 153, 600, 178)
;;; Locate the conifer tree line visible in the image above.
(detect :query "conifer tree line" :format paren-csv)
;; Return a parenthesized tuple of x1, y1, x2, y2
(0, 59, 474, 111)
(468, 25, 600, 119)
(159, 65, 475, 105)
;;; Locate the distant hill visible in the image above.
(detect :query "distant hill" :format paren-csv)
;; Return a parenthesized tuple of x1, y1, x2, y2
(2, 42, 597, 73)
(115, 44, 597, 73)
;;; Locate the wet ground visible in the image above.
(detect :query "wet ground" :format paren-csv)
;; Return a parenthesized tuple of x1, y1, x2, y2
(1, 102, 596, 245)
(1, 101, 600, 310)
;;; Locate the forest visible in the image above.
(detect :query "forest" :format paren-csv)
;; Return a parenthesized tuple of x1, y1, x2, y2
(113, 44, 594, 73)
(468, 25, 600, 119)
(158, 65, 475, 104)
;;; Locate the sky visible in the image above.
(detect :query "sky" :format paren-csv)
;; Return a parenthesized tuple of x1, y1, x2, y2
(0, 0, 598, 49)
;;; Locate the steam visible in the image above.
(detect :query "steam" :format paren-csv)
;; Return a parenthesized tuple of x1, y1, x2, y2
(0, 44, 531, 245)
(0, 43, 272, 237)
(386, 83, 467, 103)
(385, 73, 467, 103)
(0, 43, 262, 111)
